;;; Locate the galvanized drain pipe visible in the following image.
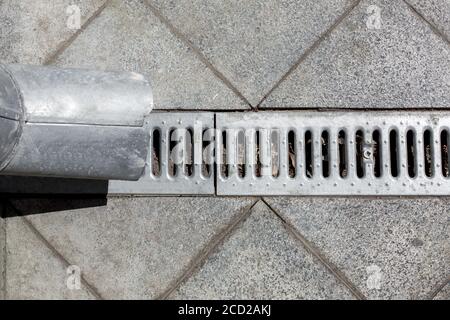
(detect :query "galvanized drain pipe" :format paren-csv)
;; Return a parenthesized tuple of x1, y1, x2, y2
(0, 64, 153, 181)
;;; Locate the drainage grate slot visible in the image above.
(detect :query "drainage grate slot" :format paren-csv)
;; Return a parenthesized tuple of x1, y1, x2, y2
(255, 130, 261, 177)
(424, 129, 433, 177)
(407, 129, 417, 178)
(221, 130, 229, 178)
(202, 129, 212, 178)
(168, 128, 178, 177)
(355, 130, 364, 178)
(305, 130, 313, 178)
(441, 129, 449, 178)
(151, 129, 161, 177)
(288, 130, 296, 178)
(185, 128, 194, 177)
(237, 130, 246, 178)
(271, 130, 280, 178)
(338, 130, 347, 178)
(390, 129, 399, 178)
(372, 129, 381, 178)
(321, 130, 330, 178)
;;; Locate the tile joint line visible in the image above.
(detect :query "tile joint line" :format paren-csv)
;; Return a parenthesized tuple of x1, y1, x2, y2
(403, 0, 450, 46)
(5, 200, 104, 300)
(427, 276, 450, 300)
(157, 199, 259, 299)
(43, 0, 112, 66)
(143, 0, 254, 110)
(261, 197, 367, 300)
(255, 0, 363, 108)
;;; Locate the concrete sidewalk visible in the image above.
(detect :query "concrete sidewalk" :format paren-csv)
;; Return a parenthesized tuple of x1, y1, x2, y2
(0, 0, 449, 299)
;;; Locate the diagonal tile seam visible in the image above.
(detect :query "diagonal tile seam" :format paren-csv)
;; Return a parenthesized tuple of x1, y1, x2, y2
(255, 0, 363, 109)
(426, 276, 450, 300)
(157, 198, 260, 299)
(143, 0, 254, 111)
(4, 201, 104, 300)
(403, 0, 450, 46)
(260, 198, 367, 300)
(43, 0, 112, 66)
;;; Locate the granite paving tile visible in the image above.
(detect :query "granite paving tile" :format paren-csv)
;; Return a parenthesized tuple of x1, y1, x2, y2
(5, 214, 95, 299)
(150, 0, 358, 106)
(265, 197, 450, 299)
(407, 0, 450, 39)
(172, 201, 355, 299)
(0, 0, 106, 64)
(54, 0, 248, 110)
(8, 197, 255, 299)
(261, 0, 450, 109)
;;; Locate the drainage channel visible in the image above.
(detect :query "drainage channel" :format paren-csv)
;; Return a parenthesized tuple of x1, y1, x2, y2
(0, 111, 449, 196)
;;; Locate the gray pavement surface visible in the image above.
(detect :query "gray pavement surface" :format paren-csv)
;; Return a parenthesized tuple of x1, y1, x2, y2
(0, 0, 449, 299)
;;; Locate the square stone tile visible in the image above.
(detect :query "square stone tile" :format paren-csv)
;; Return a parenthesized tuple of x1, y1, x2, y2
(55, 0, 248, 110)
(407, 0, 450, 39)
(5, 216, 95, 299)
(172, 201, 355, 299)
(150, 0, 357, 106)
(265, 197, 450, 299)
(262, 0, 450, 109)
(8, 197, 255, 299)
(0, 0, 106, 64)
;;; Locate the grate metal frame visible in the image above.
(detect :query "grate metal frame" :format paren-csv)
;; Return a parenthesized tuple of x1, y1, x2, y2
(216, 112, 450, 196)
(108, 112, 214, 195)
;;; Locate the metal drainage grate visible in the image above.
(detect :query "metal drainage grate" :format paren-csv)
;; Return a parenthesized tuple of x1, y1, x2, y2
(1, 111, 449, 196)
(216, 112, 450, 196)
(108, 112, 214, 195)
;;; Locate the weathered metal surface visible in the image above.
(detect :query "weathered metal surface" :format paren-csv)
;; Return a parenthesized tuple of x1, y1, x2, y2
(4, 123, 148, 180)
(0, 64, 152, 181)
(0, 64, 23, 172)
(216, 112, 450, 196)
(5, 64, 153, 126)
